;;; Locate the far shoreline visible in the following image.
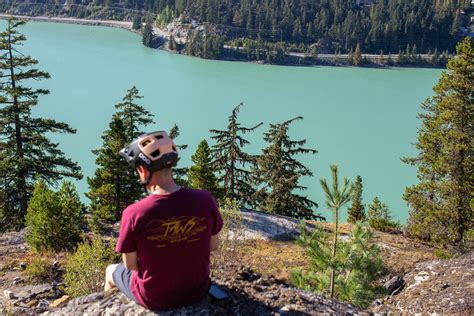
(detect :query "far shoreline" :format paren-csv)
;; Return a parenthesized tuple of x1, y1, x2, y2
(0, 14, 444, 70)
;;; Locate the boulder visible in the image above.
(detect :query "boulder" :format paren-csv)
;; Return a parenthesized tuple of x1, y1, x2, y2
(383, 276, 405, 294)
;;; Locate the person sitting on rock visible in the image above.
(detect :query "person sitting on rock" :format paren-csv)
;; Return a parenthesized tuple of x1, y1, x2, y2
(104, 131, 223, 311)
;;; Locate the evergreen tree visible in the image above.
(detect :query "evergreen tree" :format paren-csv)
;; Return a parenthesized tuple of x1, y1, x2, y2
(86, 87, 154, 232)
(403, 37, 473, 246)
(25, 180, 83, 251)
(0, 18, 81, 232)
(353, 43, 362, 66)
(255, 117, 320, 219)
(188, 140, 223, 199)
(367, 196, 390, 220)
(169, 124, 189, 187)
(132, 15, 142, 30)
(209, 103, 262, 207)
(347, 176, 365, 223)
(142, 16, 154, 47)
(319, 164, 354, 298)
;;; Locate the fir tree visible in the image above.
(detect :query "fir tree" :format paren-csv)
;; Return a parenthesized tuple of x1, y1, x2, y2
(367, 196, 390, 220)
(132, 15, 142, 30)
(209, 103, 262, 207)
(25, 180, 83, 251)
(347, 176, 365, 223)
(353, 43, 362, 66)
(255, 117, 320, 219)
(169, 124, 189, 187)
(402, 37, 473, 246)
(142, 16, 154, 47)
(188, 140, 223, 199)
(0, 18, 82, 232)
(86, 87, 154, 232)
(319, 164, 354, 298)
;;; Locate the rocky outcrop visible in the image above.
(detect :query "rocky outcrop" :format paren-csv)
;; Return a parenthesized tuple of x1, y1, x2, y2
(372, 252, 474, 314)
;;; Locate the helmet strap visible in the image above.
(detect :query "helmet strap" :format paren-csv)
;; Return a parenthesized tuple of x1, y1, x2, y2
(141, 171, 153, 194)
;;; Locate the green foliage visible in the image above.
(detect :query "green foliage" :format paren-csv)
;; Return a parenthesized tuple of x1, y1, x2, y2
(255, 117, 321, 220)
(156, 6, 175, 27)
(86, 86, 154, 232)
(169, 124, 189, 187)
(64, 236, 119, 298)
(210, 103, 262, 207)
(366, 197, 401, 232)
(353, 43, 362, 66)
(434, 248, 455, 260)
(403, 37, 473, 246)
(291, 222, 384, 308)
(23, 253, 51, 282)
(132, 15, 142, 30)
(188, 140, 223, 199)
(347, 176, 366, 223)
(142, 16, 154, 47)
(0, 18, 81, 232)
(319, 164, 354, 298)
(212, 198, 244, 267)
(25, 181, 83, 251)
(185, 27, 224, 59)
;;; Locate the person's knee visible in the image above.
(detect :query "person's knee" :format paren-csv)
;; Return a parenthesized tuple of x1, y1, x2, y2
(106, 264, 118, 284)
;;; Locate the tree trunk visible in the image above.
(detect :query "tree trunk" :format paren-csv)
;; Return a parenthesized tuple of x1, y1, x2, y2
(8, 21, 27, 220)
(330, 206, 339, 298)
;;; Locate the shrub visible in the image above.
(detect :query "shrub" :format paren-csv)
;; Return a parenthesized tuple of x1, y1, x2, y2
(434, 249, 455, 260)
(64, 236, 119, 297)
(212, 199, 244, 267)
(368, 217, 402, 233)
(291, 222, 385, 308)
(25, 180, 83, 251)
(23, 252, 53, 282)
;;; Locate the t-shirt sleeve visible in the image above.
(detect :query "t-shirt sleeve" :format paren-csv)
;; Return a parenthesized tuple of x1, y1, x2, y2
(116, 208, 137, 253)
(208, 194, 224, 235)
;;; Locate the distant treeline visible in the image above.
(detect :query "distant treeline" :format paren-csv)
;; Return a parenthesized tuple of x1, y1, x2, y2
(2, 0, 470, 54)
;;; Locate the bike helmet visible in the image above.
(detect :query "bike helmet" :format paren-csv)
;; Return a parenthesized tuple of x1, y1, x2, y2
(119, 131, 179, 175)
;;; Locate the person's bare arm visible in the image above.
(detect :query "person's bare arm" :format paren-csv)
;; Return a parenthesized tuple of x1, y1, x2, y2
(122, 252, 139, 271)
(210, 234, 220, 252)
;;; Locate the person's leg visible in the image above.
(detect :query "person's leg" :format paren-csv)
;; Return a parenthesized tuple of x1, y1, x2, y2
(104, 263, 119, 292)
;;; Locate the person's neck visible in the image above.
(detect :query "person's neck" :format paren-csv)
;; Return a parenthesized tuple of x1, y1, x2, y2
(147, 178, 180, 195)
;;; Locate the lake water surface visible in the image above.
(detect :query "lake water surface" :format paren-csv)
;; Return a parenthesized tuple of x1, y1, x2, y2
(9, 21, 442, 222)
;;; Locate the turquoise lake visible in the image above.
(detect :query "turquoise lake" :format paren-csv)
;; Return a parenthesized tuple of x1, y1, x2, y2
(9, 21, 442, 222)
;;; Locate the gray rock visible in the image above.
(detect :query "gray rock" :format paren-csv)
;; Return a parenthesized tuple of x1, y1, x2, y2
(4, 290, 14, 300)
(13, 276, 23, 285)
(383, 275, 404, 294)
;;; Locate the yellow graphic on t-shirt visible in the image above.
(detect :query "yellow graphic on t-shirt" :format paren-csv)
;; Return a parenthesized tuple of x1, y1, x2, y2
(146, 216, 207, 244)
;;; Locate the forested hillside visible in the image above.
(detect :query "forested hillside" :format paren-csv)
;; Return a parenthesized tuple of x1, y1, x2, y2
(2, 0, 470, 54)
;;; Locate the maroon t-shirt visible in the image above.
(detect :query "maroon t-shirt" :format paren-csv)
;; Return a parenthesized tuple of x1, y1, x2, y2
(116, 188, 223, 310)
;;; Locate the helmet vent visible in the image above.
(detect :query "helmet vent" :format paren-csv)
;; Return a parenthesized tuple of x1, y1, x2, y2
(150, 149, 161, 158)
(155, 135, 164, 140)
(141, 139, 152, 147)
(128, 150, 134, 157)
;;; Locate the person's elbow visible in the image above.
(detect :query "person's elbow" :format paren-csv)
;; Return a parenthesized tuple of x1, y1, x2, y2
(210, 234, 220, 252)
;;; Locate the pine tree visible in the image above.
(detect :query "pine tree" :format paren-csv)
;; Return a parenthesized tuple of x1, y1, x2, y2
(353, 43, 362, 66)
(142, 16, 154, 47)
(0, 18, 82, 232)
(403, 37, 473, 246)
(210, 103, 262, 207)
(319, 164, 354, 298)
(25, 180, 83, 251)
(367, 196, 390, 220)
(169, 124, 189, 187)
(347, 176, 365, 223)
(188, 140, 223, 199)
(86, 87, 154, 232)
(132, 15, 142, 30)
(255, 117, 320, 219)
